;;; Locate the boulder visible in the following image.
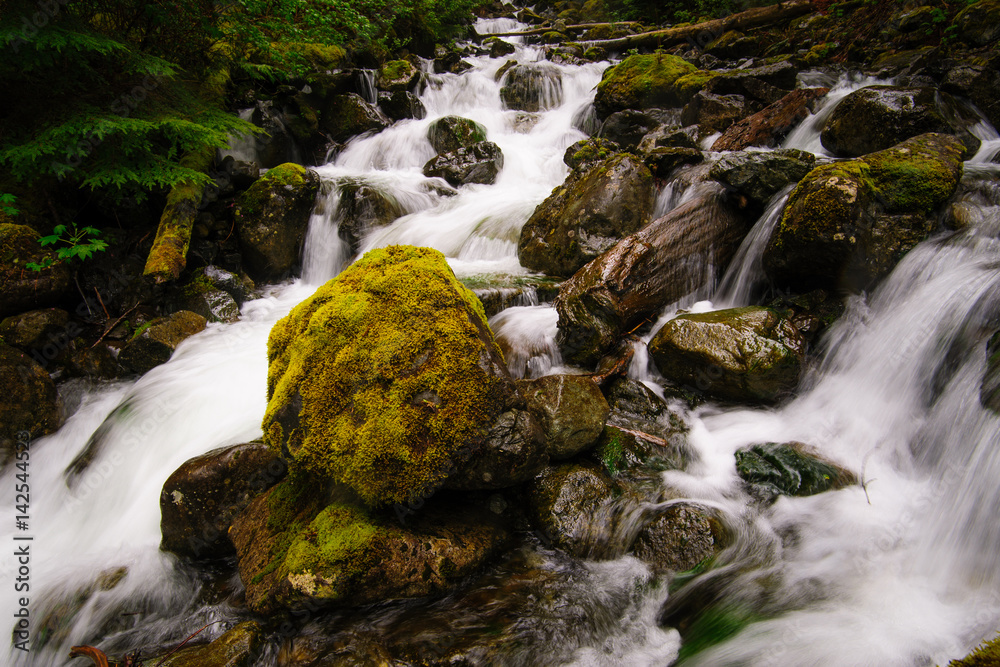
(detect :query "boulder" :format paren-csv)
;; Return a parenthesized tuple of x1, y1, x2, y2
(159, 442, 286, 561)
(735, 441, 857, 498)
(427, 115, 488, 154)
(422, 141, 505, 187)
(379, 90, 426, 121)
(234, 163, 320, 280)
(0, 308, 71, 355)
(118, 310, 207, 374)
(942, 58, 1000, 132)
(230, 483, 508, 613)
(563, 137, 621, 171)
(680, 92, 748, 136)
(953, 0, 1000, 47)
(500, 63, 563, 112)
(598, 110, 659, 150)
(335, 181, 406, 253)
(249, 100, 301, 169)
(644, 147, 704, 178)
(709, 149, 816, 205)
(0, 343, 61, 466)
(518, 153, 655, 277)
(443, 409, 547, 490)
(648, 307, 805, 403)
(527, 463, 619, 558)
(593, 54, 700, 118)
(320, 92, 391, 143)
(486, 37, 516, 58)
(712, 87, 829, 151)
(632, 503, 721, 573)
(763, 133, 965, 291)
(0, 223, 71, 317)
(555, 183, 747, 368)
(179, 283, 240, 324)
(820, 86, 975, 158)
(261, 246, 517, 507)
(376, 59, 419, 93)
(519, 374, 610, 460)
(152, 621, 262, 667)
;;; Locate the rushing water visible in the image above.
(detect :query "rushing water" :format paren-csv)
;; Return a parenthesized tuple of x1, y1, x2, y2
(4, 20, 1000, 666)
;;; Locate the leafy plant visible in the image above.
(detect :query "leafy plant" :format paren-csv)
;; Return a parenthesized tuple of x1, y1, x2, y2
(26, 223, 109, 271)
(0, 193, 18, 217)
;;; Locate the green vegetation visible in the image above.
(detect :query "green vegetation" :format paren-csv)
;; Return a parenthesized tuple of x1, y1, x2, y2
(949, 634, 1000, 666)
(25, 223, 108, 272)
(609, 0, 782, 25)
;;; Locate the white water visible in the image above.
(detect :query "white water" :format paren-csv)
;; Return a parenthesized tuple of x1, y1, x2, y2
(5, 40, 1000, 667)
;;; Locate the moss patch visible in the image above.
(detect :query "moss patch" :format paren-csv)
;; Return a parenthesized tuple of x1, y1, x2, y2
(950, 634, 1000, 666)
(594, 54, 698, 115)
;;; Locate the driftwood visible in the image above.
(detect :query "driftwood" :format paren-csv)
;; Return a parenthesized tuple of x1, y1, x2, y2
(575, 0, 814, 51)
(483, 21, 643, 38)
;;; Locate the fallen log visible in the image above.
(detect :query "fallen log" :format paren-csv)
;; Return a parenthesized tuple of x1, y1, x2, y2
(483, 21, 643, 38)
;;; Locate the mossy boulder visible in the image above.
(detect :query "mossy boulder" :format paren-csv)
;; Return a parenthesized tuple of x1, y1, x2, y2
(377, 59, 419, 93)
(593, 54, 700, 118)
(0, 223, 71, 317)
(0, 308, 71, 354)
(320, 92, 391, 143)
(160, 442, 286, 561)
(648, 307, 805, 403)
(235, 163, 320, 281)
(709, 149, 816, 206)
(820, 86, 975, 158)
(763, 133, 965, 291)
(500, 63, 564, 112)
(632, 503, 721, 574)
(487, 37, 516, 58)
(735, 441, 857, 498)
(527, 463, 620, 558)
(519, 374, 610, 460)
(518, 153, 655, 277)
(953, 0, 1000, 47)
(0, 342, 62, 466)
(262, 246, 517, 507)
(178, 265, 255, 321)
(153, 621, 262, 667)
(118, 310, 207, 374)
(427, 116, 487, 154)
(563, 137, 620, 171)
(230, 481, 509, 613)
(422, 141, 505, 187)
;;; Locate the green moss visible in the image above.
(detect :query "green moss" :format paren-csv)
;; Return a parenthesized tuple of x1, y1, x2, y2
(263, 245, 508, 507)
(379, 59, 414, 87)
(774, 161, 872, 251)
(676, 604, 762, 663)
(950, 634, 1000, 666)
(238, 163, 308, 217)
(862, 135, 964, 214)
(129, 321, 152, 341)
(277, 42, 347, 70)
(595, 54, 698, 111)
(673, 70, 717, 101)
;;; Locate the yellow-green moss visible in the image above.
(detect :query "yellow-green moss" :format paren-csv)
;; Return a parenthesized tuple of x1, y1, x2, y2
(863, 134, 964, 213)
(950, 634, 1000, 666)
(674, 70, 717, 102)
(263, 245, 509, 507)
(276, 42, 347, 70)
(238, 163, 308, 217)
(595, 54, 698, 112)
(774, 161, 872, 251)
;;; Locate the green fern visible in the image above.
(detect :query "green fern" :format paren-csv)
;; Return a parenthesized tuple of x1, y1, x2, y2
(25, 223, 109, 271)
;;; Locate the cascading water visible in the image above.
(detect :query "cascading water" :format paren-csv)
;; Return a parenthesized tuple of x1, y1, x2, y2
(5, 22, 1000, 667)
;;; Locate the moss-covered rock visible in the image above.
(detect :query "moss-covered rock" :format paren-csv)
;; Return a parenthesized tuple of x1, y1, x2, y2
(953, 0, 1000, 48)
(500, 63, 564, 112)
(234, 163, 320, 281)
(0, 342, 61, 466)
(422, 141, 505, 187)
(320, 92, 391, 143)
(593, 54, 700, 118)
(0, 308, 71, 354)
(379, 89, 426, 122)
(230, 481, 509, 613)
(949, 633, 1000, 666)
(735, 441, 857, 498)
(118, 310, 207, 374)
(160, 442, 286, 561)
(563, 137, 620, 171)
(648, 307, 804, 404)
(0, 223, 71, 317)
(153, 621, 262, 667)
(518, 153, 655, 277)
(520, 374, 610, 460)
(262, 246, 517, 507)
(377, 59, 419, 93)
(763, 133, 965, 291)
(427, 115, 487, 154)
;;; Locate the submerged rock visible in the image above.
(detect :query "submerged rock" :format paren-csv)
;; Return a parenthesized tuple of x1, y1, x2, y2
(527, 463, 620, 558)
(118, 310, 207, 375)
(0, 343, 61, 466)
(0, 223, 71, 317)
(632, 503, 721, 574)
(262, 246, 517, 507)
(735, 441, 857, 498)
(518, 153, 655, 277)
(520, 374, 610, 460)
(981, 332, 1000, 414)
(234, 163, 320, 280)
(422, 141, 505, 186)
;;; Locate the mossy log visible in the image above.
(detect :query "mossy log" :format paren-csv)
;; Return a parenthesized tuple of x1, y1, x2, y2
(483, 21, 643, 38)
(143, 146, 215, 284)
(576, 0, 813, 51)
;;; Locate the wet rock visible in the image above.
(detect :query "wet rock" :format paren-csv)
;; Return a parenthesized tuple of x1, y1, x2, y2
(195, 265, 256, 304)
(160, 442, 286, 561)
(376, 59, 419, 93)
(942, 58, 1000, 132)
(648, 307, 805, 403)
(953, 0, 1000, 47)
(262, 246, 517, 507)
(709, 149, 815, 205)
(234, 163, 320, 280)
(444, 409, 548, 490)
(230, 483, 509, 613)
(427, 115, 488, 154)
(735, 441, 857, 498)
(706, 30, 761, 60)
(64, 345, 123, 380)
(153, 621, 263, 667)
(335, 180, 406, 253)
(379, 89, 426, 121)
(518, 153, 655, 277)
(563, 137, 621, 171)
(422, 141, 505, 187)
(0, 343, 61, 466)
(320, 92, 391, 143)
(763, 133, 965, 292)
(179, 271, 243, 324)
(34, 566, 129, 653)
(0, 308, 71, 354)
(555, 183, 748, 368)
(599, 110, 659, 150)
(705, 61, 797, 101)
(712, 87, 829, 151)
(527, 463, 619, 557)
(249, 100, 301, 169)
(644, 147, 704, 178)
(632, 503, 720, 574)
(486, 37, 516, 58)
(641, 126, 700, 151)
(981, 332, 1000, 414)
(0, 223, 72, 317)
(820, 86, 976, 158)
(594, 54, 700, 118)
(519, 374, 610, 460)
(500, 63, 563, 112)
(680, 91, 748, 136)
(118, 310, 207, 374)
